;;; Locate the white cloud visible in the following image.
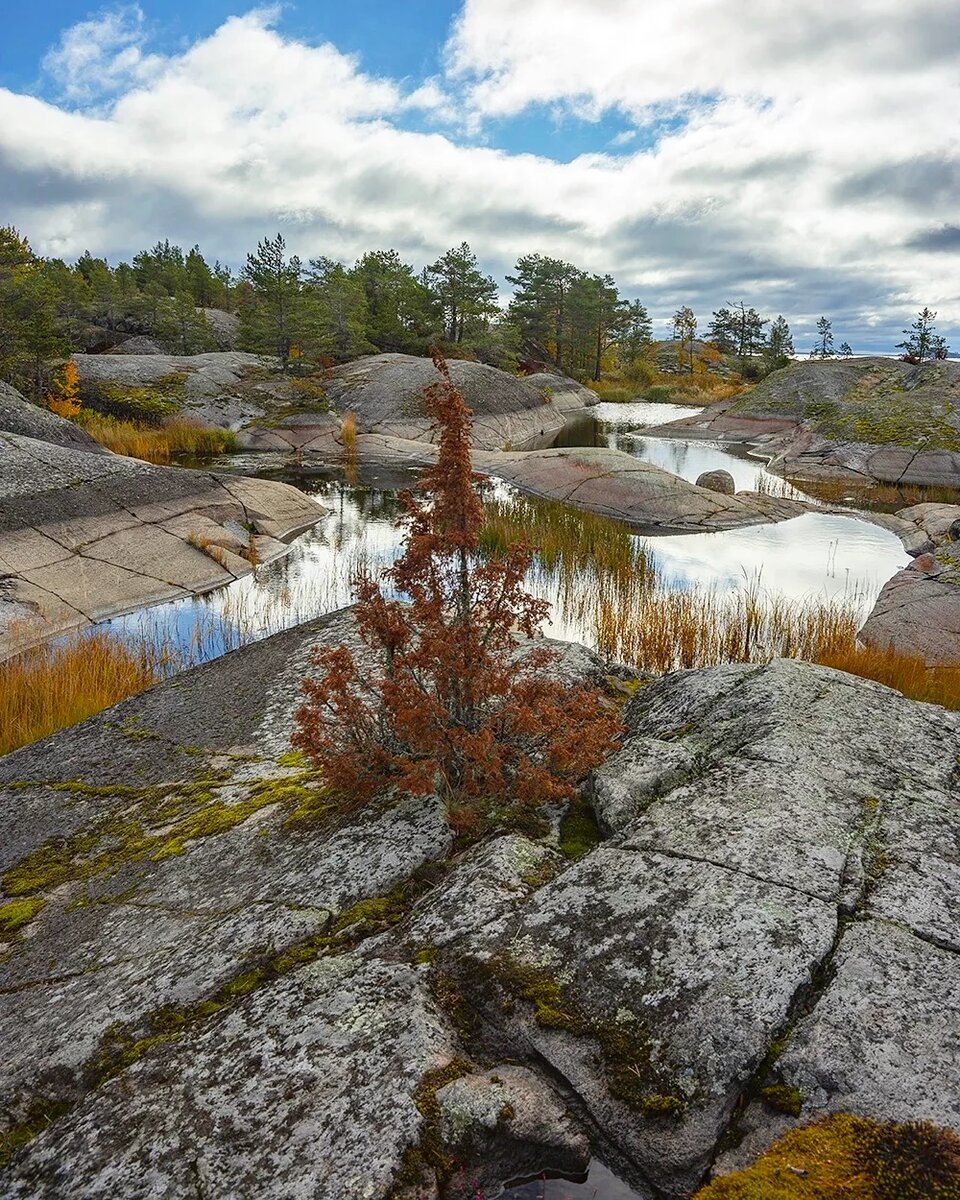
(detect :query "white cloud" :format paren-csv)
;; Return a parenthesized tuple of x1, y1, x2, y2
(0, 2, 957, 349)
(41, 4, 165, 102)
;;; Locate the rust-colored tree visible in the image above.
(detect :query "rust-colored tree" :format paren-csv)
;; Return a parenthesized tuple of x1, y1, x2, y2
(292, 349, 621, 826)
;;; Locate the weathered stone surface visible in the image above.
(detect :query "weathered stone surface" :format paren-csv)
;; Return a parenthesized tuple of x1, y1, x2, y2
(101, 335, 163, 355)
(695, 469, 735, 495)
(859, 552, 960, 664)
(437, 1065, 589, 1197)
(522, 371, 600, 414)
(0, 381, 106, 453)
(0, 431, 325, 656)
(668, 358, 960, 487)
(478, 446, 807, 531)
(322, 354, 587, 450)
(3, 638, 960, 1197)
(73, 350, 268, 429)
(199, 308, 239, 350)
(897, 501, 960, 546)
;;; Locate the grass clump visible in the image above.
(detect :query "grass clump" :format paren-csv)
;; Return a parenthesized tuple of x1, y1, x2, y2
(78, 412, 236, 462)
(695, 1113, 960, 1199)
(0, 634, 162, 758)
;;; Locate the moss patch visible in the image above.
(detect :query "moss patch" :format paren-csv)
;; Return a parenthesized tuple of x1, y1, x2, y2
(484, 952, 687, 1117)
(557, 799, 603, 860)
(695, 1113, 960, 1199)
(0, 897, 46, 939)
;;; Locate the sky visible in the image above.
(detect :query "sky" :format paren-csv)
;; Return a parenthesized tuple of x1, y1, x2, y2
(0, 1, 958, 353)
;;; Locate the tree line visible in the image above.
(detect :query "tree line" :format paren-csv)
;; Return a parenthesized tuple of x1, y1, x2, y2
(0, 223, 950, 401)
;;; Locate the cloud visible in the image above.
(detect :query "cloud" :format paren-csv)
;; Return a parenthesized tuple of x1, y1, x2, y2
(907, 225, 960, 253)
(41, 4, 165, 102)
(0, 2, 956, 351)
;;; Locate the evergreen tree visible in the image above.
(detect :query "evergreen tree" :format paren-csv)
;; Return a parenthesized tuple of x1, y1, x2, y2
(708, 307, 737, 353)
(506, 254, 584, 371)
(239, 234, 303, 371)
(616, 300, 653, 366)
(810, 317, 834, 359)
(155, 290, 217, 354)
(765, 315, 795, 369)
(838, 341, 853, 357)
(896, 307, 938, 363)
(303, 257, 370, 361)
(352, 250, 436, 353)
(426, 242, 499, 344)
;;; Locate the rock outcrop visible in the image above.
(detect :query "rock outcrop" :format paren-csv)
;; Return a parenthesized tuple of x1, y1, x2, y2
(2, 630, 958, 1198)
(0, 381, 105, 454)
(652, 358, 960, 488)
(319, 353, 596, 451)
(73, 351, 272, 430)
(0, 430, 325, 657)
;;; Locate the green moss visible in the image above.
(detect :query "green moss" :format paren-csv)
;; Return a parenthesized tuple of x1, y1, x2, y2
(88, 373, 188, 424)
(485, 952, 686, 1117)
(695, 1113, 960, 1199)
(557, 799, 603, 860)
(414, 945, 439, 965)
(0, 896, 46, 937)
(0, 1097, 71, 1166)
(759, 1083, 803, 1117)
(388, 1058, 474, 1195)
(276, 750, 310, 768)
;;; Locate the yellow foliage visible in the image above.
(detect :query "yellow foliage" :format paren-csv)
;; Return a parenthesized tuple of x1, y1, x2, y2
(77, 413, 236, 462)
(46, 361, 81, 419)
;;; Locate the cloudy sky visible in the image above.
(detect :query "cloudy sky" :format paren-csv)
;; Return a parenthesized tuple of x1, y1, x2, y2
(1, 1, 958, 352)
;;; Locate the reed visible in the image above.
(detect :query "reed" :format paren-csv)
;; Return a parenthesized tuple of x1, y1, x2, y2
(0, 634, 165, 757)
(79, 413, 236, 462)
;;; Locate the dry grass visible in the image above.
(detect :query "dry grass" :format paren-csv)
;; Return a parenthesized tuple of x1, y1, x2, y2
(484, 490, 960, 709)
(0, 634, 164, 757)
(792, 474, 960, 511)
(78, 412, 236, 462)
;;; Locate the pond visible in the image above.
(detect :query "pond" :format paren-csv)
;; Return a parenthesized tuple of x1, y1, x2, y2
(98, 471, 907, 674)
(564, 401, 810, 500)
(498, 1160, 644, 1200)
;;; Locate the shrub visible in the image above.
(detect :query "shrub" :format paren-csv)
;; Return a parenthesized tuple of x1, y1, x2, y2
(46, 361, 81, 419)
(293, 349, 621, 820)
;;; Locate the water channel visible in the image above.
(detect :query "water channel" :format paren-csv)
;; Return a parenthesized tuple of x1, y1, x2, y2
(99, 401, 909, 671)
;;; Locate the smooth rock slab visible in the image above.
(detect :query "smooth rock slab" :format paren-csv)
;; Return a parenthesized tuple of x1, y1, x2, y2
(859, 560, 960, 663)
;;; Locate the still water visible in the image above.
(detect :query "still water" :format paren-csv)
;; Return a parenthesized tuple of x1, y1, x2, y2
(99, 474, 907, 667)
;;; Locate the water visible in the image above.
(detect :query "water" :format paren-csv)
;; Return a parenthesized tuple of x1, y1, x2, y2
(499, 1160, 643, 1200)
(573, 401, 810, 501)
(98, 478, 907, 668)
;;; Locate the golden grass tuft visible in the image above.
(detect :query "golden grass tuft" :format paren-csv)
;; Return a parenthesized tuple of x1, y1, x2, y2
(78, 412, 236, 463)
(0, 634, 163, 757)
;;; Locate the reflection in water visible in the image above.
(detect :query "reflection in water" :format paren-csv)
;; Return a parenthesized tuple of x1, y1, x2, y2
(500, 1160, 642, 1200)
(99, 480, 907, 676)
(585, 400, 809, 500)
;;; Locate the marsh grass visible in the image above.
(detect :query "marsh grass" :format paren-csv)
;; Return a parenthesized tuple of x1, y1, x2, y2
(0, 634, 164, 757)
(78, 412, 236, 462)
(483, 492, 960, 708)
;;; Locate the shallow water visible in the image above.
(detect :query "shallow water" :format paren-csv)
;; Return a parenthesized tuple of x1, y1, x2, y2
(575, 401, 810, 501)
(498, 1160, 643, 1200)
(98, 478, 907, 667)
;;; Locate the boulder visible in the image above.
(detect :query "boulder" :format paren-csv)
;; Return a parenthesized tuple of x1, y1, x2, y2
(0, 431, 325, 656)
(522, 371, 601, 414)
(859, 546, 960, 664)
(0, 380, 106, 454)
(322, 354, 592, 451)
(200, 308, 240, 350)
(3, 638, 960, 1198)
(695, 469, 736, 495)
(72, 351, 269, 430)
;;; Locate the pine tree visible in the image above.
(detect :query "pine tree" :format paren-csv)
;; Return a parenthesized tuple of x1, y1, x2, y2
(765, 315, 795, 369)
(239, 234, 303, 372)
(426, 242, 499, 344)
(293, 349, 621, 825)
(810, 317, 834, 359)
(672, 306, 697, 373)
(897, 307, 938, 363)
